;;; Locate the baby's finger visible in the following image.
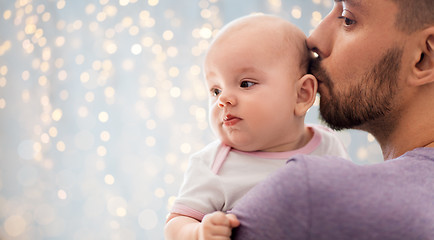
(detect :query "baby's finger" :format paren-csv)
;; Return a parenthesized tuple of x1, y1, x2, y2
(200, 218, 232, 239)
(226, 214, 240, 228)
(204, 225, 233, 237)
(204, 211, 231, 226)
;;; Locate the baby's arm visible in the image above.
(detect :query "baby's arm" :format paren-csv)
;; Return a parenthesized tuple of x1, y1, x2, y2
(165, 212, 240, 240)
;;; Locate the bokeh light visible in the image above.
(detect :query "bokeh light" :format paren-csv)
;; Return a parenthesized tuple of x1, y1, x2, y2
(0, 1, 382, 239)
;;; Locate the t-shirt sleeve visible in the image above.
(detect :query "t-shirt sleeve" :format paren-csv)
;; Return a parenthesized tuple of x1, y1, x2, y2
(230, 157, 310, 240)
(171, 152, 225, 221)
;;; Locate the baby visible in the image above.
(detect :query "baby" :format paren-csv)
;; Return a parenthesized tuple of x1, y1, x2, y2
(165, 14, 349, 240)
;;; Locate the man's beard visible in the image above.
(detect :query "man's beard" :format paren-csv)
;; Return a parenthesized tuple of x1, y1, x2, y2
(310, 47, 403, 131)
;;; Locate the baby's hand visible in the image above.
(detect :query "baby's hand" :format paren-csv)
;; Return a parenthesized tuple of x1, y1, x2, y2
(198, 211, 240, 240)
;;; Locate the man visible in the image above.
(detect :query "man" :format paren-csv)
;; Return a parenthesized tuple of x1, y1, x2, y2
(229, 0, 434, 239)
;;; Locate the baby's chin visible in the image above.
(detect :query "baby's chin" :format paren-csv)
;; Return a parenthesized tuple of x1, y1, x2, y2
(219, 131, 265, 151)
(222, 140, 259, 152)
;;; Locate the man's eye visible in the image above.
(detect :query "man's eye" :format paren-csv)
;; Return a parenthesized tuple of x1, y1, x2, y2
(211, 88, 221, 96)
(338, 9, 356, 27)
(338, 16, 356, 26)
(240, 81, 255, 88)
(343, 17, 356, 26)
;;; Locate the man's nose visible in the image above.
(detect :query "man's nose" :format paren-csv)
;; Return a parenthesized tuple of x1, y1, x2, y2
(306, 13, 336, 59)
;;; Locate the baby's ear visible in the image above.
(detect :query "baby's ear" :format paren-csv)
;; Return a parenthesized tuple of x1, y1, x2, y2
(294, 74, 317, 117)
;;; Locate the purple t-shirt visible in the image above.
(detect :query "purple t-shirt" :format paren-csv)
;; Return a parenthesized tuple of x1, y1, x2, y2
(231, 148, 434, 240)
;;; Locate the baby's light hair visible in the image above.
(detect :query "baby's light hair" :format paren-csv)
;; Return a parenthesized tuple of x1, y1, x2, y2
(207, 14, 310, 79)
(278, 18, 310, 78)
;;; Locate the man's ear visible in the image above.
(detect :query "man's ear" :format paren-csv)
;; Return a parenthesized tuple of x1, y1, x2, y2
(413, 27, 434, 85)
(295, 74, 318, 117)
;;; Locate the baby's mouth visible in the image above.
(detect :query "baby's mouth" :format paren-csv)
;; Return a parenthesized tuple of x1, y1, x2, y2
(223, 114, 241, 126)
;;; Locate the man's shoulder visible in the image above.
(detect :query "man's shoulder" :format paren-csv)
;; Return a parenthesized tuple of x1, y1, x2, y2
(290, 147, 434, 177)
(292, 151, 434, 239)
(279, 151, 434, 211)
(286, 154, 359, 179)
(286, 152, 425, 188)
(231, 151, 434, 240)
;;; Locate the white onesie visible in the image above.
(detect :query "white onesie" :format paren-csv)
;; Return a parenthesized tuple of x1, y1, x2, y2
(170, 124, 349, 221)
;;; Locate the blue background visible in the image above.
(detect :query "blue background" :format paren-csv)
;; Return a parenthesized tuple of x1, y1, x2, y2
(0, 0, 383, 239)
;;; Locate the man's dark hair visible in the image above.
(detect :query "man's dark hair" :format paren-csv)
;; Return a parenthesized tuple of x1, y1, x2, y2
(391, 0, 434, 33)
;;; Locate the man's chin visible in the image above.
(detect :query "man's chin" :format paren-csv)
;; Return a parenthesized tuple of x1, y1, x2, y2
(319, 108, 371, 132)
(319, 104, 356, 131)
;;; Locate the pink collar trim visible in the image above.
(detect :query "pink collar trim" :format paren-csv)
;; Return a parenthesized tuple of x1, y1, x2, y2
(211, 126, 322, 174)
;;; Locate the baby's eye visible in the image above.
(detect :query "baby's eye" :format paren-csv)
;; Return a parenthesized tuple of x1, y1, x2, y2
(240, 81, 255, 88)
(211, 88, 221, 96)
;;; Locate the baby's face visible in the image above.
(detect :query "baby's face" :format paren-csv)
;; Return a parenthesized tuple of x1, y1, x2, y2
(204, 20, 306, 152)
